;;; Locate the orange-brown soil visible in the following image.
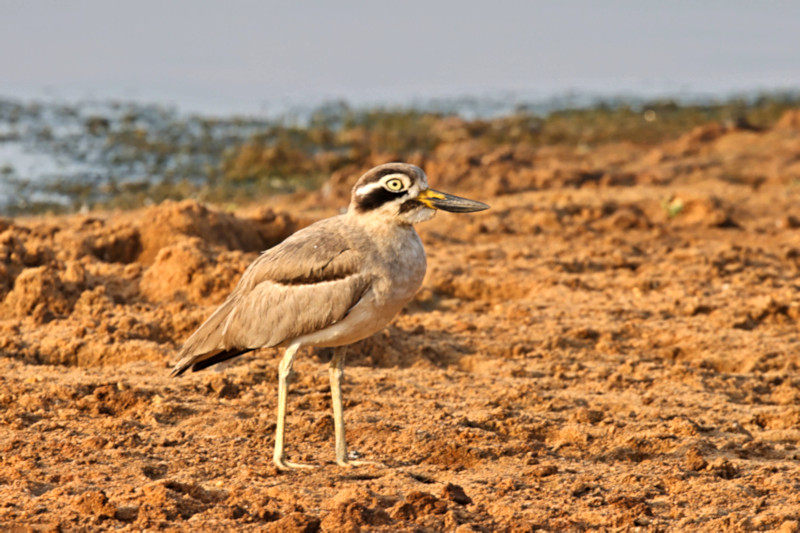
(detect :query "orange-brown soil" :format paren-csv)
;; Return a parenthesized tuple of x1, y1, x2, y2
(2, 113, 800, 531)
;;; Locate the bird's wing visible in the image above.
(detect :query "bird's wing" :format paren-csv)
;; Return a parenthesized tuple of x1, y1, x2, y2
(170, 218, 372, 376)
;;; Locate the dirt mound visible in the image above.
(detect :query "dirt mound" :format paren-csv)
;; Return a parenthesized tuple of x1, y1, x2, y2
(136, 200, 299, 264)
(0, 201, 299, 367)
(3, 116, 800, 530)
(140, 238, 250, 305)
(668, 122, 729, 155)
(775, 108, 800, 130)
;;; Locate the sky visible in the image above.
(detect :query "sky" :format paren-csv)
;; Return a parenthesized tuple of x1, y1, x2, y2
(2, 0, 800, 115)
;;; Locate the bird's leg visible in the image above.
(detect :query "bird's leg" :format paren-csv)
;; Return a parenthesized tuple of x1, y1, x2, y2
(329, 346, 383, 467)
(329, 347, 350, 466)
(273, 344, 314, 470)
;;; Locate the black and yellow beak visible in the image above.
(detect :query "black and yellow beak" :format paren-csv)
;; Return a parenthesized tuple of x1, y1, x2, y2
(416, 188, 490, 213)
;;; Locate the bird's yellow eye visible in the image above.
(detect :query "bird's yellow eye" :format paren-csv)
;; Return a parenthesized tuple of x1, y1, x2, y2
(385, 178, 404, 191)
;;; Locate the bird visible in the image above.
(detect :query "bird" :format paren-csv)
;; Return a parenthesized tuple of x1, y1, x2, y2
(170, 162, 489, 470)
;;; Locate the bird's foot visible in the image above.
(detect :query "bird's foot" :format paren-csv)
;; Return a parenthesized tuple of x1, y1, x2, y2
(274, 457, 317, 471)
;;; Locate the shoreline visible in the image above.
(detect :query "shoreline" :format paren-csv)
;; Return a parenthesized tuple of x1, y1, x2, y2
(2, 91, 799, 217)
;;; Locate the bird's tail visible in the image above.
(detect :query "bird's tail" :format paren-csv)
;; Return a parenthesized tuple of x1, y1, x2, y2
(169, 298, 250, 377)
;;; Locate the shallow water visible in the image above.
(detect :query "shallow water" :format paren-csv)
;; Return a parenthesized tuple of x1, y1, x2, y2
(0, 99, 274, 214)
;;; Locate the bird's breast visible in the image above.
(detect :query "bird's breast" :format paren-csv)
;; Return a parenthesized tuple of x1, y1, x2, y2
(374, 228, 426, 307)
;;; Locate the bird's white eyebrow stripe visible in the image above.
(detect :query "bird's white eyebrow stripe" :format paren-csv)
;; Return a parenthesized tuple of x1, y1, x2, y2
(354, 182, 383, 197)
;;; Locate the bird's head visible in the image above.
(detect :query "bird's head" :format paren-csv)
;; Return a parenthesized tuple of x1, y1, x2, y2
(349, 163, 489, 224)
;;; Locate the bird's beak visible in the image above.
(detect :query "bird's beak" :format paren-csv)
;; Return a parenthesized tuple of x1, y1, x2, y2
(416, 188, 490, 213)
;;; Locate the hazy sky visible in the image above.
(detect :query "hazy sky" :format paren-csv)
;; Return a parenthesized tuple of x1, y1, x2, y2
(2, 1, 800, 113)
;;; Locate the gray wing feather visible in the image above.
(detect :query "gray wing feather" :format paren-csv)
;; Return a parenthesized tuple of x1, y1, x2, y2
(170, 217, 372, 375)
(220, 272, 370, 348)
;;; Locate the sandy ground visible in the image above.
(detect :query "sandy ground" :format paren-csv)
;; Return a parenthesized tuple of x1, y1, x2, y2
(2, 112, 800, 531)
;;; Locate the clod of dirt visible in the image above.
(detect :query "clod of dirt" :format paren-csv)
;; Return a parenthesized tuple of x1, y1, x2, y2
(321, 499, 392, 532)
(72, 490, 119, 520)
(266, 512, 321, 533)
(530, 464, 559, 478)
(684, 447, 709, 472)
(4, 265, 72, 323)
(440, 483, 472, 506)
(203, 375, 240, 399)
(664, 195, 739, 227)
(707, 458, 740, 479)
(390, 491, 448, 521)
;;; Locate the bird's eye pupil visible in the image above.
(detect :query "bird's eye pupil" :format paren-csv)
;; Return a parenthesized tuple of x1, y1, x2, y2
(386, 179, 404, 191)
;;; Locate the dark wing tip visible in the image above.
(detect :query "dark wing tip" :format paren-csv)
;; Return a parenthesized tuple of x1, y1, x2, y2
(169, 361, 192, 378)
(168, 348, 254, 378)
(168, 350, 214, 378)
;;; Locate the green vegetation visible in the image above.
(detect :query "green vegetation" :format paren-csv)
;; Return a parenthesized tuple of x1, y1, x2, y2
(217, 93, 800, 193)
(2, 93, 799, 215)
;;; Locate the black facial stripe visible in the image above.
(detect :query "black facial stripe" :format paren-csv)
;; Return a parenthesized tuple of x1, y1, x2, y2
(399, 199, 424, 214)
(355, 187, 407, 212)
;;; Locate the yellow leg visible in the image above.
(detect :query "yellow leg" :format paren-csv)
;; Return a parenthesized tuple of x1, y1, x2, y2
(329, 347, 382, 467)
(273, 344, 314, 470)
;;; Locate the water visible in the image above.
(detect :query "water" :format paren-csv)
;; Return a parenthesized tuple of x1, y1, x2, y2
(0, 98, 278, 214)
(0, 86, 797, 215)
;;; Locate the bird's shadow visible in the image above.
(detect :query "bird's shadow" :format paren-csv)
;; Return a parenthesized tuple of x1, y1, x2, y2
(313, 323, 474, 370)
